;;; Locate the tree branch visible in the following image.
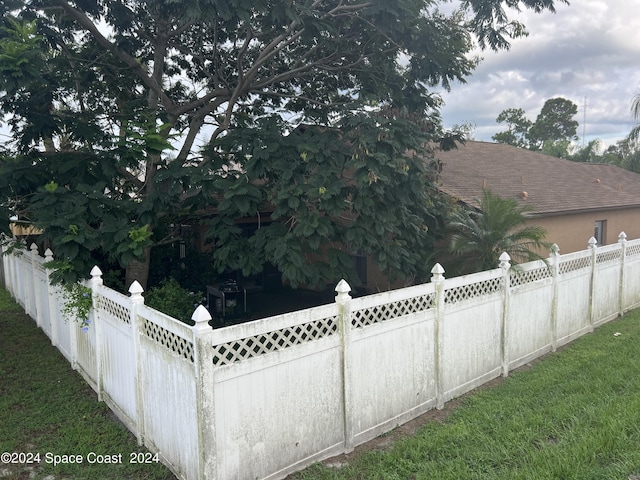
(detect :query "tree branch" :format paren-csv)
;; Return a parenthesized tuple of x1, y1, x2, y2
(52, 0, 177, 116)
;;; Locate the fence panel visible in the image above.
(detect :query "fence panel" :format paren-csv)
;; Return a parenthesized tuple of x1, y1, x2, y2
(51, 286, 75, 363)
(95, 286, 138, 429)
(555, 249, 593, 346)
(13, 251, 28, 308)
(138, 304, 200, 480)
(593, 244, 623, 325)
(34, 260, 52, 338)
(623, 239, 640, 311)
(350, 284, 437, 445)
(209, 304, 344, 480)
(23, 251, 36, 318)
(440, 269, 504, 402)
(508, 260, 554, 369)
(76, 311, 98, 388)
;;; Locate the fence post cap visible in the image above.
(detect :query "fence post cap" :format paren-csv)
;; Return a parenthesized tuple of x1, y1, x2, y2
(30, 243, 38, 251)
(431, 263, 444, 279)
(499, 252, 511, 269)
(191, 305, 213, 333)
(335, 279, 352, 305)
(128, 280, 144, 295)
(44, 248, 54, 261)
(89, 266, 104, 288)
(619, 231, 628, 243)
(550, 243, 560, 256)
(335, 279, 351, 295)
(588, 236, 598, 248)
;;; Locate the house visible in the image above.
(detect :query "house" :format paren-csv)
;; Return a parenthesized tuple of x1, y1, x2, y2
(435, 141, 640, 254)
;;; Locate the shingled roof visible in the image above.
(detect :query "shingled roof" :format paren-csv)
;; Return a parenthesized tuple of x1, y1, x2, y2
(435, 141, 640, 216)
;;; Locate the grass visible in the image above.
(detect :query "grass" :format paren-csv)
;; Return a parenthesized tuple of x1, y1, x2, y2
(289, 310, 640, 480)
(0, 288, 176, 480)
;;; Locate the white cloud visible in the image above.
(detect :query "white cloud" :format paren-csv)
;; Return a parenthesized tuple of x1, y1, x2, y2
(440, 0, 640, 147)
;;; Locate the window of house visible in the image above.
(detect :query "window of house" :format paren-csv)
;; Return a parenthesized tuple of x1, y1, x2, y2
(594, 220, 606, 246)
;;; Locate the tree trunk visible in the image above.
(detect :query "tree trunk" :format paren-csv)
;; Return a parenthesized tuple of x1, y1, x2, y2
(125, 247, 151, 291)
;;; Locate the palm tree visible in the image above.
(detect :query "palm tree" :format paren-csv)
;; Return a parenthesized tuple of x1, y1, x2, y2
(441, 189, 551, 275)
(629, 94, 640, 142)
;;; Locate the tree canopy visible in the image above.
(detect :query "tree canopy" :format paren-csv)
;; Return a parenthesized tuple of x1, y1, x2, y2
(0, 0, 568, 290)
(492, 97, 578, 156)
(491, 108, 532, 149)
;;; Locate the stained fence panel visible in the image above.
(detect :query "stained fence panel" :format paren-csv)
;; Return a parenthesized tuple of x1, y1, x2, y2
(624, 239, 640, 310)
(593, 244, 623, 324)
(34, 262, 52, 338)
(96, 287, 138, 428)
(52, 287, 74, 363)
(210, 304, 345, 480)
(138, 304, 199, 480)
(508, 260, 554, 369)
(13, 253, 29, 309)
(350, 284, 437, 444)
(441, 269, 504, 402)
(76, 314, 97, 388)
(556, 249, 593, 346)
(23, 253, 38, 319)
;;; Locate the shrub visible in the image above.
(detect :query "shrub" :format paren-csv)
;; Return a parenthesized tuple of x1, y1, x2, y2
(144, 277, 202, 325)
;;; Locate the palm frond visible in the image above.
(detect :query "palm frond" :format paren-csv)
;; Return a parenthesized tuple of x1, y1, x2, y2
(441, 189, 551, 275)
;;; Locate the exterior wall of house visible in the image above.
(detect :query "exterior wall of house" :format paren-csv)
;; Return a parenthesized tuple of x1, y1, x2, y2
(526, 208, 640, 255)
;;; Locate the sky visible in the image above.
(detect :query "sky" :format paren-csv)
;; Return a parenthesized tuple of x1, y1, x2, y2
(2, 0, 638, 151)
(438, 0, 640, 149)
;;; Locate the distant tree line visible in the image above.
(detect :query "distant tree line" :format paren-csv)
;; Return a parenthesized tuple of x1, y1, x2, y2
(491, 96, 640, 173)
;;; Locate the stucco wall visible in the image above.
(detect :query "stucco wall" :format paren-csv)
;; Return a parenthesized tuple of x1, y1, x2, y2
(526, 208, 640, 254)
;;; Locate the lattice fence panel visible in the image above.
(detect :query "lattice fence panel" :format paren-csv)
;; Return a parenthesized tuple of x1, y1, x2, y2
(626, 243, 640, 258)
(445, 277, 503, 304)
(559, 256, 591, 275)
(510, 266, 552, 287)
(98, 295, 131, 324)
(352, 293, 435, 329)
(596, 249, 622, 264)
(142, 318, 194, 362)
(212, 316, 338, 366)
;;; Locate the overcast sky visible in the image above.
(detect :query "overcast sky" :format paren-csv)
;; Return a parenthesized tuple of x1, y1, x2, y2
(438, 0, 640, 149)
(2, 1, 638, 151)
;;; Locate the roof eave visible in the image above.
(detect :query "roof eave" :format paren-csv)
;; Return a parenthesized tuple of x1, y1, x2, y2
(527, 203, 640, 218)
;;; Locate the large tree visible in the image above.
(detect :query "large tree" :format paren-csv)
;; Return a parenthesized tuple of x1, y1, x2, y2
(528, 96, 578, 149)
(493, 97, 578, 155)
(491, 108, 532, 149)
(0, 0, 567, 289)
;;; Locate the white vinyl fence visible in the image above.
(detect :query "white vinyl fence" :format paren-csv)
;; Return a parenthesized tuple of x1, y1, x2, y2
(3, 232, 640, 480)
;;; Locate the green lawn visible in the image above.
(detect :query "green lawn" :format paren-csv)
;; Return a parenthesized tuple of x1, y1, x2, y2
(290, 310, 640, 480)
(0, 288, 176, 480)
